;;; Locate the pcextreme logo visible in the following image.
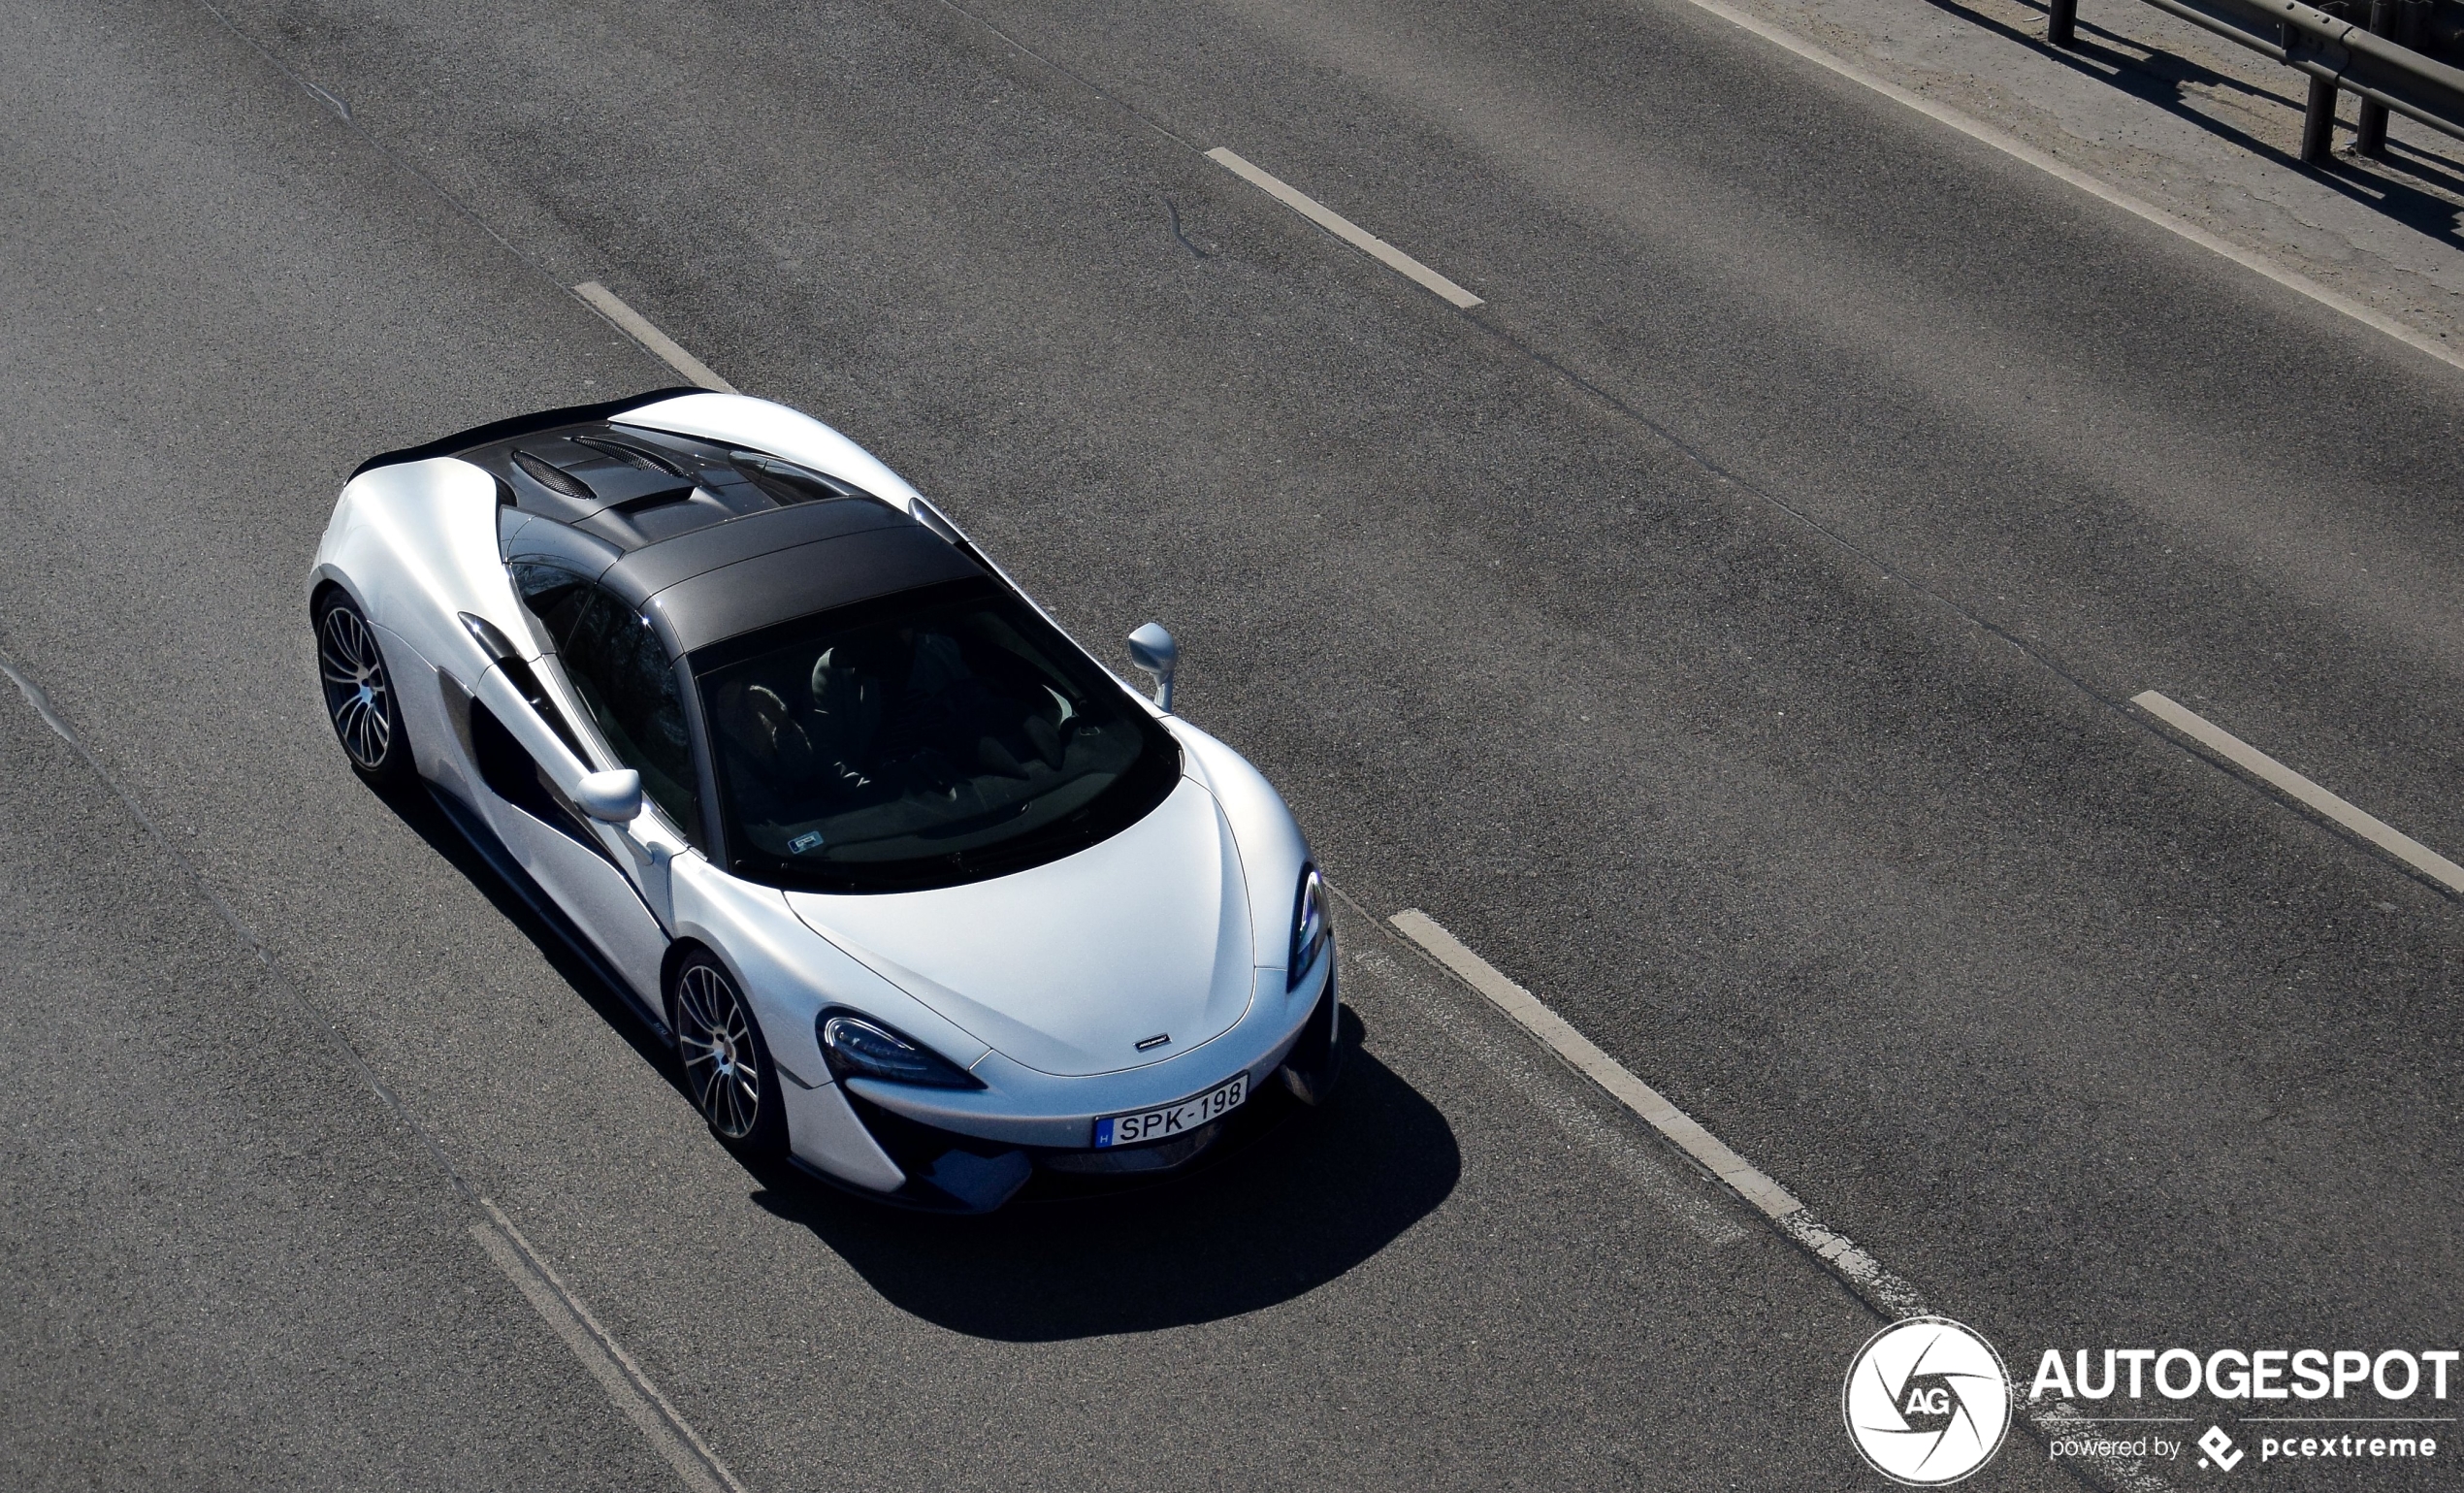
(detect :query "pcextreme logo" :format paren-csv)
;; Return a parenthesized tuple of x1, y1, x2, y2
(1843, 1316, 2014, 1485)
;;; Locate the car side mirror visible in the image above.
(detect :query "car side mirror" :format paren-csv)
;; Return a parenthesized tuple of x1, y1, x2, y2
(575, 768, 644, 823)
(1127, 623, 1178, 713)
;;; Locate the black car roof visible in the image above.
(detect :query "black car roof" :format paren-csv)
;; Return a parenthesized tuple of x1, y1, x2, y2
(445, 403, 988, 655)
(640, 522, 983, 658)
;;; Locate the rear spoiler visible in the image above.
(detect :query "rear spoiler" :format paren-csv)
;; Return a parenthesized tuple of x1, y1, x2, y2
(348, 386, 707, 480)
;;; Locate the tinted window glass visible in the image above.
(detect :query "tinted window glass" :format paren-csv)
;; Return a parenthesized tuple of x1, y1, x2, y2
(512, 563, 592, 643)
(696, 580, 1179, 893)
(557, 586, 700, 835)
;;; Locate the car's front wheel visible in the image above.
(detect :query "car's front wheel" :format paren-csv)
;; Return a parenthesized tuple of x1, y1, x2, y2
(1281, 977, 1347, 1107)
(315, 592, 413, 788)
(671, 953, 786, 1160)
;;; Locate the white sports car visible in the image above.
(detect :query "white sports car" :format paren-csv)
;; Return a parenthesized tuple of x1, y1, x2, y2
(311, 389, 1342, 1211)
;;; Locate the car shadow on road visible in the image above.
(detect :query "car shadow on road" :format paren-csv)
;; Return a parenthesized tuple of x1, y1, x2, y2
(375, 780, 685, 1083)
(746, 1014, 1462, 1342)
(371, 781, 1459, 1333)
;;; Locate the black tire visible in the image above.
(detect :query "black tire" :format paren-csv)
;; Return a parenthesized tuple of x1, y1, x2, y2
(314, 592, 414, 788)
(1281, 976, 1347, 1107)
(670, 952, 787, 1160)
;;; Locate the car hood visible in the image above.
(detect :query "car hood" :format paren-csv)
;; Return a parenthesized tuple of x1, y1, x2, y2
(785, 776, 1257, 1078)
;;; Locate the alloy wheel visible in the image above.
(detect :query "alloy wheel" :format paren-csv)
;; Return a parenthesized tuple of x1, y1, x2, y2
(676, 962, 762, 1140)
(318, 603, 394, 770)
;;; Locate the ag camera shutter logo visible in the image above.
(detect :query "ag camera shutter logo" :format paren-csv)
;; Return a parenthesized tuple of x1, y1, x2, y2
(1843, 1316, 2014, 1484)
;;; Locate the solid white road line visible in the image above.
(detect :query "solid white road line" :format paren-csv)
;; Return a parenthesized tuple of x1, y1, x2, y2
(1338, 935, 1748, 1246)
(1204, 148, 1484, 308)
(1381, 904, 2176, 1492)
(573, 281, 739, 394)
(1653, 0, 2464, 376)
(1387, 908, 1801, 1217)
(2134, 690, 2464, 894)
(472, 1200, 752, 1493)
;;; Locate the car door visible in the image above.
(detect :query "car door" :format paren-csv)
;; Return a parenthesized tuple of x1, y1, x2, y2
(463, 565, 673, 1006)
(545, 575, 701, 931)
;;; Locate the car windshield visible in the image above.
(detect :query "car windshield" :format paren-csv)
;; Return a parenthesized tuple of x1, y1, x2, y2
(695, 579, 1181, 892)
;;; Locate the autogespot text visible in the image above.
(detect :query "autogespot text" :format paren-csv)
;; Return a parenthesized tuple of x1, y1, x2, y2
(2028, 1347, 2458, 1403)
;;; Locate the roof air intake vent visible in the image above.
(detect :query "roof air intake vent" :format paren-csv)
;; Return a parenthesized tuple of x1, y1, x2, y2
(575, 436, 687, 477)
(511, 449, 595, 501)
(732, 452, 861, 507)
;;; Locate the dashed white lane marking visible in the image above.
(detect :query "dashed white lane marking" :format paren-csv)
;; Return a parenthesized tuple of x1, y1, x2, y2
(1650, 0, 2464, 376)
(1390, 907, 1802, 1217)
(471, 1200, 751, 1493)
(0, 648, 751, 1493)
(1204, 148, 1484, 308)
(2133, 690, 2464, 894)
(574, 281, 738, 393)
(1380, 903, 2173, 1491)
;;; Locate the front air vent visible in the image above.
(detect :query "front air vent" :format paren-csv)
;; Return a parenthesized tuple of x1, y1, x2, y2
(511, 449, 595, 500)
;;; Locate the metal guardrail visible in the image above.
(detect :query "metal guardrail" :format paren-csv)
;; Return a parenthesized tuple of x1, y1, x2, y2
(2047, 0, 2464, 160)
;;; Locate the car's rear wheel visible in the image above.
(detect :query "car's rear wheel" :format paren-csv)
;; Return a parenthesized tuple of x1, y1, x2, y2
(672, 953, 786, 1160)
(315, 593, 413, 788)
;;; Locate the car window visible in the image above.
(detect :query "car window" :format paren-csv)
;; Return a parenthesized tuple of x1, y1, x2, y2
(556, 584, 700, 837)
(512, 563, 592, 644)
(694, 579, 1180, 893)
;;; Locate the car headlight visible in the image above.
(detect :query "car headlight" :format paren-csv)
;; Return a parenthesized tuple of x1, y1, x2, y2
(818, 1010, 986, 1088)
(1289, 865, 1330, 990)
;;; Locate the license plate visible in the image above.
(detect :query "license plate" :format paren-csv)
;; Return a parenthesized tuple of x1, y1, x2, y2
(1093, 1073, 1248, 1148)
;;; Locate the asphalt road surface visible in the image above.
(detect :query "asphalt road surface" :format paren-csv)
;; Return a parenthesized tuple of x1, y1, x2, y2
(2, 0, 2457, 1487)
